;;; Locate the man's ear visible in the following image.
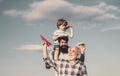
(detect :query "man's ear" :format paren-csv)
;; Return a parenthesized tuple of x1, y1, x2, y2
(77, 51, 80, 56)
(68, 48, 71, 52)
(76, 47, 81, 56)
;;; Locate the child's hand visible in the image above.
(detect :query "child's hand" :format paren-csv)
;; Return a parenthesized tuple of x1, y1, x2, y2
(65, 25, 73, 30)
(68, 25, 73, 28)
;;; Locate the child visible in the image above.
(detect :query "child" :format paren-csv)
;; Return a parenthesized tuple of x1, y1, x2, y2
(52, 18, 74, 60)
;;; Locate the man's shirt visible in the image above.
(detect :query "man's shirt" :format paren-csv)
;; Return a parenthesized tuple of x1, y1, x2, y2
(44, 58, 87, 76)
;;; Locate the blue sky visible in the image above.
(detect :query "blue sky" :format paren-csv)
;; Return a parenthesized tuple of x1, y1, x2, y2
(0, 0, 120, 76)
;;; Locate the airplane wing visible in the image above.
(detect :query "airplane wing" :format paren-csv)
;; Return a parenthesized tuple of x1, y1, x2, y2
(40, 34, 52, 47)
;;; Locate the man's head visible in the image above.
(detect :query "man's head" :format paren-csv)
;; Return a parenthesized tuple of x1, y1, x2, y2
(58, 36, 69, 53)
(68, 46, 81, 60)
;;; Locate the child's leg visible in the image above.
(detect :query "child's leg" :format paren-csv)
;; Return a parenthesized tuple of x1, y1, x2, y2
(54, 47, 59, 60)
(53, 45, 59, 60)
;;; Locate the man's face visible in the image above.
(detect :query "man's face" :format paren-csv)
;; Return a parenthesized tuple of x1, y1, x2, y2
(68, 46, 80, 60)
(59, 39, 68, 47)
(59, 39, 68, 53)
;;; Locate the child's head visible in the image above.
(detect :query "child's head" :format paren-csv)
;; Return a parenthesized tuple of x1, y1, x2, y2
(57, 18, 68, 30)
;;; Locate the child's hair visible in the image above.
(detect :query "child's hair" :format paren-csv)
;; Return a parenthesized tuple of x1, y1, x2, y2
(57, 18, 68, 29)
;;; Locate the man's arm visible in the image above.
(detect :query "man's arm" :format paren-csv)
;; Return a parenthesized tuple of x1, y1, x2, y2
(79, 44, 86, 63)
(79, 54, 85, 63)
(42, 42, 48, 59)
(42, 42, 58, 69)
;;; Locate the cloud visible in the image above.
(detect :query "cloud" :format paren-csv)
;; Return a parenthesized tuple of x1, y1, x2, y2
(97, 2, 119, 11)
(13, 44, 42, 51)
(3, 0, 119, 22)
(2, 9, 24, 18)
(3, 9, 19, 17)
(106, 5, 119, 11)
(21, 0, 73, 21)
(13, 44, 52, 51)
(93, 13, 118, 22)
(100, 25, 120, 31)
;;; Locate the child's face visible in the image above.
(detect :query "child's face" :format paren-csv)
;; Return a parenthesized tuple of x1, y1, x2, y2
(59, 25, 66, 31)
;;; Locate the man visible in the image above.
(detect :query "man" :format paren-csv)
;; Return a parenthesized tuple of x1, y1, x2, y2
(45, 36, 85, 69)
(42, 42, 87, 76)
(45, 36, 69, 69)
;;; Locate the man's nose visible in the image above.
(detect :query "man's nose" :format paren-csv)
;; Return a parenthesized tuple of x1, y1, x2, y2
(62, 43, 66, 45)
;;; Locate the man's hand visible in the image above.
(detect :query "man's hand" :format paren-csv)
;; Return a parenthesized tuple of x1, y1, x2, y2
(42, 42, 48, 59)
(79, 44, 86, 54)
(42, 42, 47, 49)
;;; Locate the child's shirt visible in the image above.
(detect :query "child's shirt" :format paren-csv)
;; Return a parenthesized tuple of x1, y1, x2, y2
(53, 29, 69, 45)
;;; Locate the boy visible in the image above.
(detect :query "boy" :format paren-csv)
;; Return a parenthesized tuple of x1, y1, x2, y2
(52, 18, 74, 60)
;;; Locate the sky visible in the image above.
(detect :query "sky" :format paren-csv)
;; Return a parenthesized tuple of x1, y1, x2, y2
(0, 0, 120, 76)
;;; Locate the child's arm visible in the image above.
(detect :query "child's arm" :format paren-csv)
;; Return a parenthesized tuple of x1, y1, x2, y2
(52, 35, 60, 41)
(68, 25, 74, 38)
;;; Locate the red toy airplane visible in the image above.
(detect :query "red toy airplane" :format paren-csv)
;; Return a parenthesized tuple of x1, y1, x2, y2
(40, 34, 52, 47)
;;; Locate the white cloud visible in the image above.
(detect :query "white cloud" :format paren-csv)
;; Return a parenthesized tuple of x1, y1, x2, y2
(13, 44, 52, 51)
(97, 2, 106, 8)
(22, 0, 73, 21)
(100, 25, 120, 31)
(3, 9, 19, 17)
(106, 5, 119, 11)
(3, 0, 119, 22)
(94, 13, 118, 22)
(97, 2, 119, 11)
(13, 44, 42, 51)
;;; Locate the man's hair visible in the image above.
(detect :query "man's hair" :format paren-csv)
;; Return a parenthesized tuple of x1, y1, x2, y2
(69, 46, 81, 56)
(58, 36, 68, 43)
(57, 18, 68, 29)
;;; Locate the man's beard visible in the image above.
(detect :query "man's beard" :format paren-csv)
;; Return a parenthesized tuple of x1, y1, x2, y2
(59, 45, 69, 54)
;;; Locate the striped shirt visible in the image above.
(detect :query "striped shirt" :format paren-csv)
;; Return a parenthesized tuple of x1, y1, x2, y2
(44, 58, 87, 76)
